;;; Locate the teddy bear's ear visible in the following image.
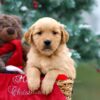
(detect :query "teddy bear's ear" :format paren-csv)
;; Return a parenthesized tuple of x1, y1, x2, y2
(11, 15, 22, 25)
(60, 24, 69, 44)
(10, 15, 22, 39)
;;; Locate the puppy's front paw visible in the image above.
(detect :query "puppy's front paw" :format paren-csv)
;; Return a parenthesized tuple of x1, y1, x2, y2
(41, 79, 54, 95)
(27, 79, 40, 92)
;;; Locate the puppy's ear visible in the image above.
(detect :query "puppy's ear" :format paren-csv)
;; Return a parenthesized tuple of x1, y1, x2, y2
(60, 24, 69, 44)
(24, 29, 32, 44)
(24, 25, 34, 44)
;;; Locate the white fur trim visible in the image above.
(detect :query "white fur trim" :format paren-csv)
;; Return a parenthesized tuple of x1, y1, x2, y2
(6, 65, 25, 74)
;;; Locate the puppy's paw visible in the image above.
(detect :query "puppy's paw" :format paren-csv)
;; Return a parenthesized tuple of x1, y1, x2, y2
(27, 79, 40, 92)
(41, 79, 54, 95)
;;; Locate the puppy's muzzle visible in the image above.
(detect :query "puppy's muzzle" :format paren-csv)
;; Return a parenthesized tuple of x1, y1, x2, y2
(44, 40, 51, 46)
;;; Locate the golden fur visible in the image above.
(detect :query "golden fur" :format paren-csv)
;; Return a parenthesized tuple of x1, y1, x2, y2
(24, 17, 76, 95)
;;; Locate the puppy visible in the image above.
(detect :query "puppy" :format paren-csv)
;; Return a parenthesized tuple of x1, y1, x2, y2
(24, 17, 76, 95)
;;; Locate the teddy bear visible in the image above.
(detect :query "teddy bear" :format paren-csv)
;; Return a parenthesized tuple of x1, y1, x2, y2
(0, 14, 28, 73)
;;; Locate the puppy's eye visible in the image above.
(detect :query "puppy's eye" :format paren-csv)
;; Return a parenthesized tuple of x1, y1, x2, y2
(37, 31, 42, 35)
(52, 31, 58, 35)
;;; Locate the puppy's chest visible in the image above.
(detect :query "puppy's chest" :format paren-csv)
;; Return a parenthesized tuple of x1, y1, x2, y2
(39, 59, 51, 74)
(35, 56, 64, 74)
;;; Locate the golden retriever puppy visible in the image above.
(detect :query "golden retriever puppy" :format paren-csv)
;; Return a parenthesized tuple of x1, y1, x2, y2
(24, 17, 76, 95)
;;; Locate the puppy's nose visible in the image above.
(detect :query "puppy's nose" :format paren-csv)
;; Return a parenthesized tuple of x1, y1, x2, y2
(7, 28, 15, 35)
(44, 40, 51, 46)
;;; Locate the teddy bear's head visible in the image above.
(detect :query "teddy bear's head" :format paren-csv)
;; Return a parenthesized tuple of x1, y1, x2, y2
(0, 14, 22, 43)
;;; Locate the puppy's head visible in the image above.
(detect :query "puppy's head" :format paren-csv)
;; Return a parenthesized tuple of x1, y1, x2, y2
(24, 17, 69, 56)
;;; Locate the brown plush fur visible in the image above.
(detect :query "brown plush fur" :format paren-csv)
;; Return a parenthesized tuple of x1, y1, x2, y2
(24, 17, 76, 95)
(0, 14, 28, 71)
(0, 14, 22, 41)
